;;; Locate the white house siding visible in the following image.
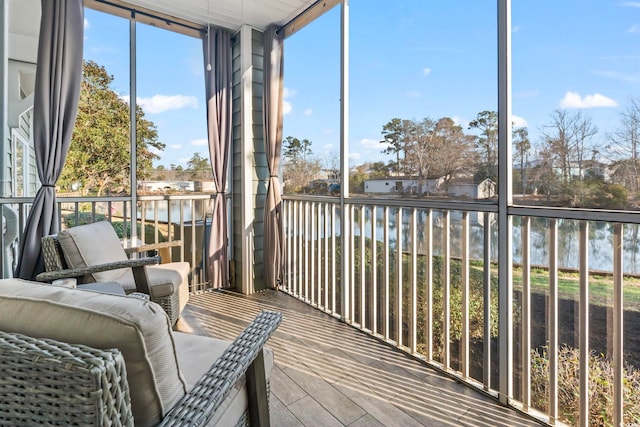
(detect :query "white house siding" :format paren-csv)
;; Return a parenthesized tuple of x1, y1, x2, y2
(364, 178, 443, 194)
(448, 183, 478, 199)
(364, 179, 418, 194)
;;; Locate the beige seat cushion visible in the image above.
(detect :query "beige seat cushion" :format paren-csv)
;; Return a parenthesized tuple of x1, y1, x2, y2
(57, 221, 130, 283)
(0, 278, 186, 427)
(172, 332, 274, 426)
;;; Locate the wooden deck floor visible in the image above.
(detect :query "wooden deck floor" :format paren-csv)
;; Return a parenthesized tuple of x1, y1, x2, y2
(177, 289, 543, 427)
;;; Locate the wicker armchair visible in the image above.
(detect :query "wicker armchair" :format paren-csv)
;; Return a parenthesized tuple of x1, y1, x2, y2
(36, 221, 189, 325)
(0, 309, 282, 426)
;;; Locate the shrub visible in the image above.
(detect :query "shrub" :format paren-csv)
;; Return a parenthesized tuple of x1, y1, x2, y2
(110, 221, 166, 243)
(531, 344, 640, 426)
(63, 216, 166, 244)
(63, 212, 106, 228)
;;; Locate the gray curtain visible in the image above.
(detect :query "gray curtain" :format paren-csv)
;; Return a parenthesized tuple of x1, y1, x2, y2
(262, 26, 285, 290)
(202, 28, 232, 288)
(16, 0, 84, 280)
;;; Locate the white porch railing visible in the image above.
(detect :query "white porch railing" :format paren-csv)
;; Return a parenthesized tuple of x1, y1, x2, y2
(282, 194, 640, 426)
(0, 194, 219, 293)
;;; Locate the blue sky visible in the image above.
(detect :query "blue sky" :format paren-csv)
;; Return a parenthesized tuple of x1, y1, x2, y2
(83, 1, 640, 168)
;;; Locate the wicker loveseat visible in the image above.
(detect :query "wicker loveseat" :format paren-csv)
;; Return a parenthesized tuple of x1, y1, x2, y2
(0, 278, 281, 426)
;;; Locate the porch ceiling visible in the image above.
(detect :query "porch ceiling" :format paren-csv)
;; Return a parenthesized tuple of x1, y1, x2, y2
(110, 0, 322, 32)
(7, 0, 40, 63)
(7, 0, 334, 62)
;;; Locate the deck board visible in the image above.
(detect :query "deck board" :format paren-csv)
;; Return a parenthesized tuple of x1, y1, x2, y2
(177, 289, 543, 427)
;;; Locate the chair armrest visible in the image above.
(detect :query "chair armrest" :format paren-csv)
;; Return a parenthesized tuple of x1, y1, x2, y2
(123, 240, 182, 255)
(158, 310, 283, 427)
(125, 241, 181, 264)
(35, 256, 160, 283)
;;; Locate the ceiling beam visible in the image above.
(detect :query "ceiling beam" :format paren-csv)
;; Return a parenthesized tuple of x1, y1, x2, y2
(281, 0, 340, 38)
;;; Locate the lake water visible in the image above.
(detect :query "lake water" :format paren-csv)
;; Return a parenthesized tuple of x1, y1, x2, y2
(312, 207, 640, 275)
(150, 201, 640, 274)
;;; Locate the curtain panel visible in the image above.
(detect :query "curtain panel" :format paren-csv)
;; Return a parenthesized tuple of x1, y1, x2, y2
(202, 28, 232, 288)
(262, 26, 285, 290)
(16, 0, 84, 280)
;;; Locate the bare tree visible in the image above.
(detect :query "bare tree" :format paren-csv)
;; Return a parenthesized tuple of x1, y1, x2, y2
(394, 117, 475, 193)
(513, 126, 530, 196)
(468, 110, 498, 180)
(607, 97, 640, 193)
(322, 152, 340, 181)
(380, 118, 414, 175)
(431, 117, 476, 191)
(540, 109, 596, 185)
(571, 112, 598, 182)
(529, 146, 561, 202)
(404, 118, 436, 179)
(282, 136, 322, 193)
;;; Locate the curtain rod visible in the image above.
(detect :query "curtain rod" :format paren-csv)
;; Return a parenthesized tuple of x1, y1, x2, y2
(93, 0, 206, 34)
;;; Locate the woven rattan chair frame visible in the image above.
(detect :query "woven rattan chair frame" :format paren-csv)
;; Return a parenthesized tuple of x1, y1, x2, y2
(0, 330, 133, 426)
(37, 234, 184, 325)
(0, 310, 281, 426)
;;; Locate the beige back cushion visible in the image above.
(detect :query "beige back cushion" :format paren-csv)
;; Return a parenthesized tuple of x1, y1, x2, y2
(57, 221, 133, 283)
(0, 278, 187, 426)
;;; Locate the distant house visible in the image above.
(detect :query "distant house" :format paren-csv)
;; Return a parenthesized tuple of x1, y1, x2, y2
(138, 180, 215, 193)
(364, 176, 497, 198)
(447, 178, 496, 199)
(138, 181, 176, 192)
(364, 177, 444, 195)
(363, 176, 496, 226)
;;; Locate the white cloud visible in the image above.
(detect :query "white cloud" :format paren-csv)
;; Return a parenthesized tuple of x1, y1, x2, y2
(169, 144, 182, 149)
(283, 87, 296, 115)
(349, 152, 362, 161)
(559, 91, 618, 109)
(323, 144, 334, 151)
(192, 139, 207, 146)
(627, 24, 640, 33)
(620, 1, 640, 7)
(512, 115, 528, 127)
(303, 108, 313, 116)
(178, 157, 191, 164)
(123, 95, 198, 114)
(84, 18, 90, 29)
(423, 67, 432, 76)
(406, 91, 421, 98)
(283, 100, 292, 115)
(361, 138, 383, 149)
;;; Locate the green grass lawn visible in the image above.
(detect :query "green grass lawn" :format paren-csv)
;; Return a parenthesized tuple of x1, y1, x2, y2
(505, 266, 640, 311)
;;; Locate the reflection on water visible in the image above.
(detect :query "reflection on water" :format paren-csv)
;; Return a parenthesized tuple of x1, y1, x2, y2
(304, 206, 640, 275)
